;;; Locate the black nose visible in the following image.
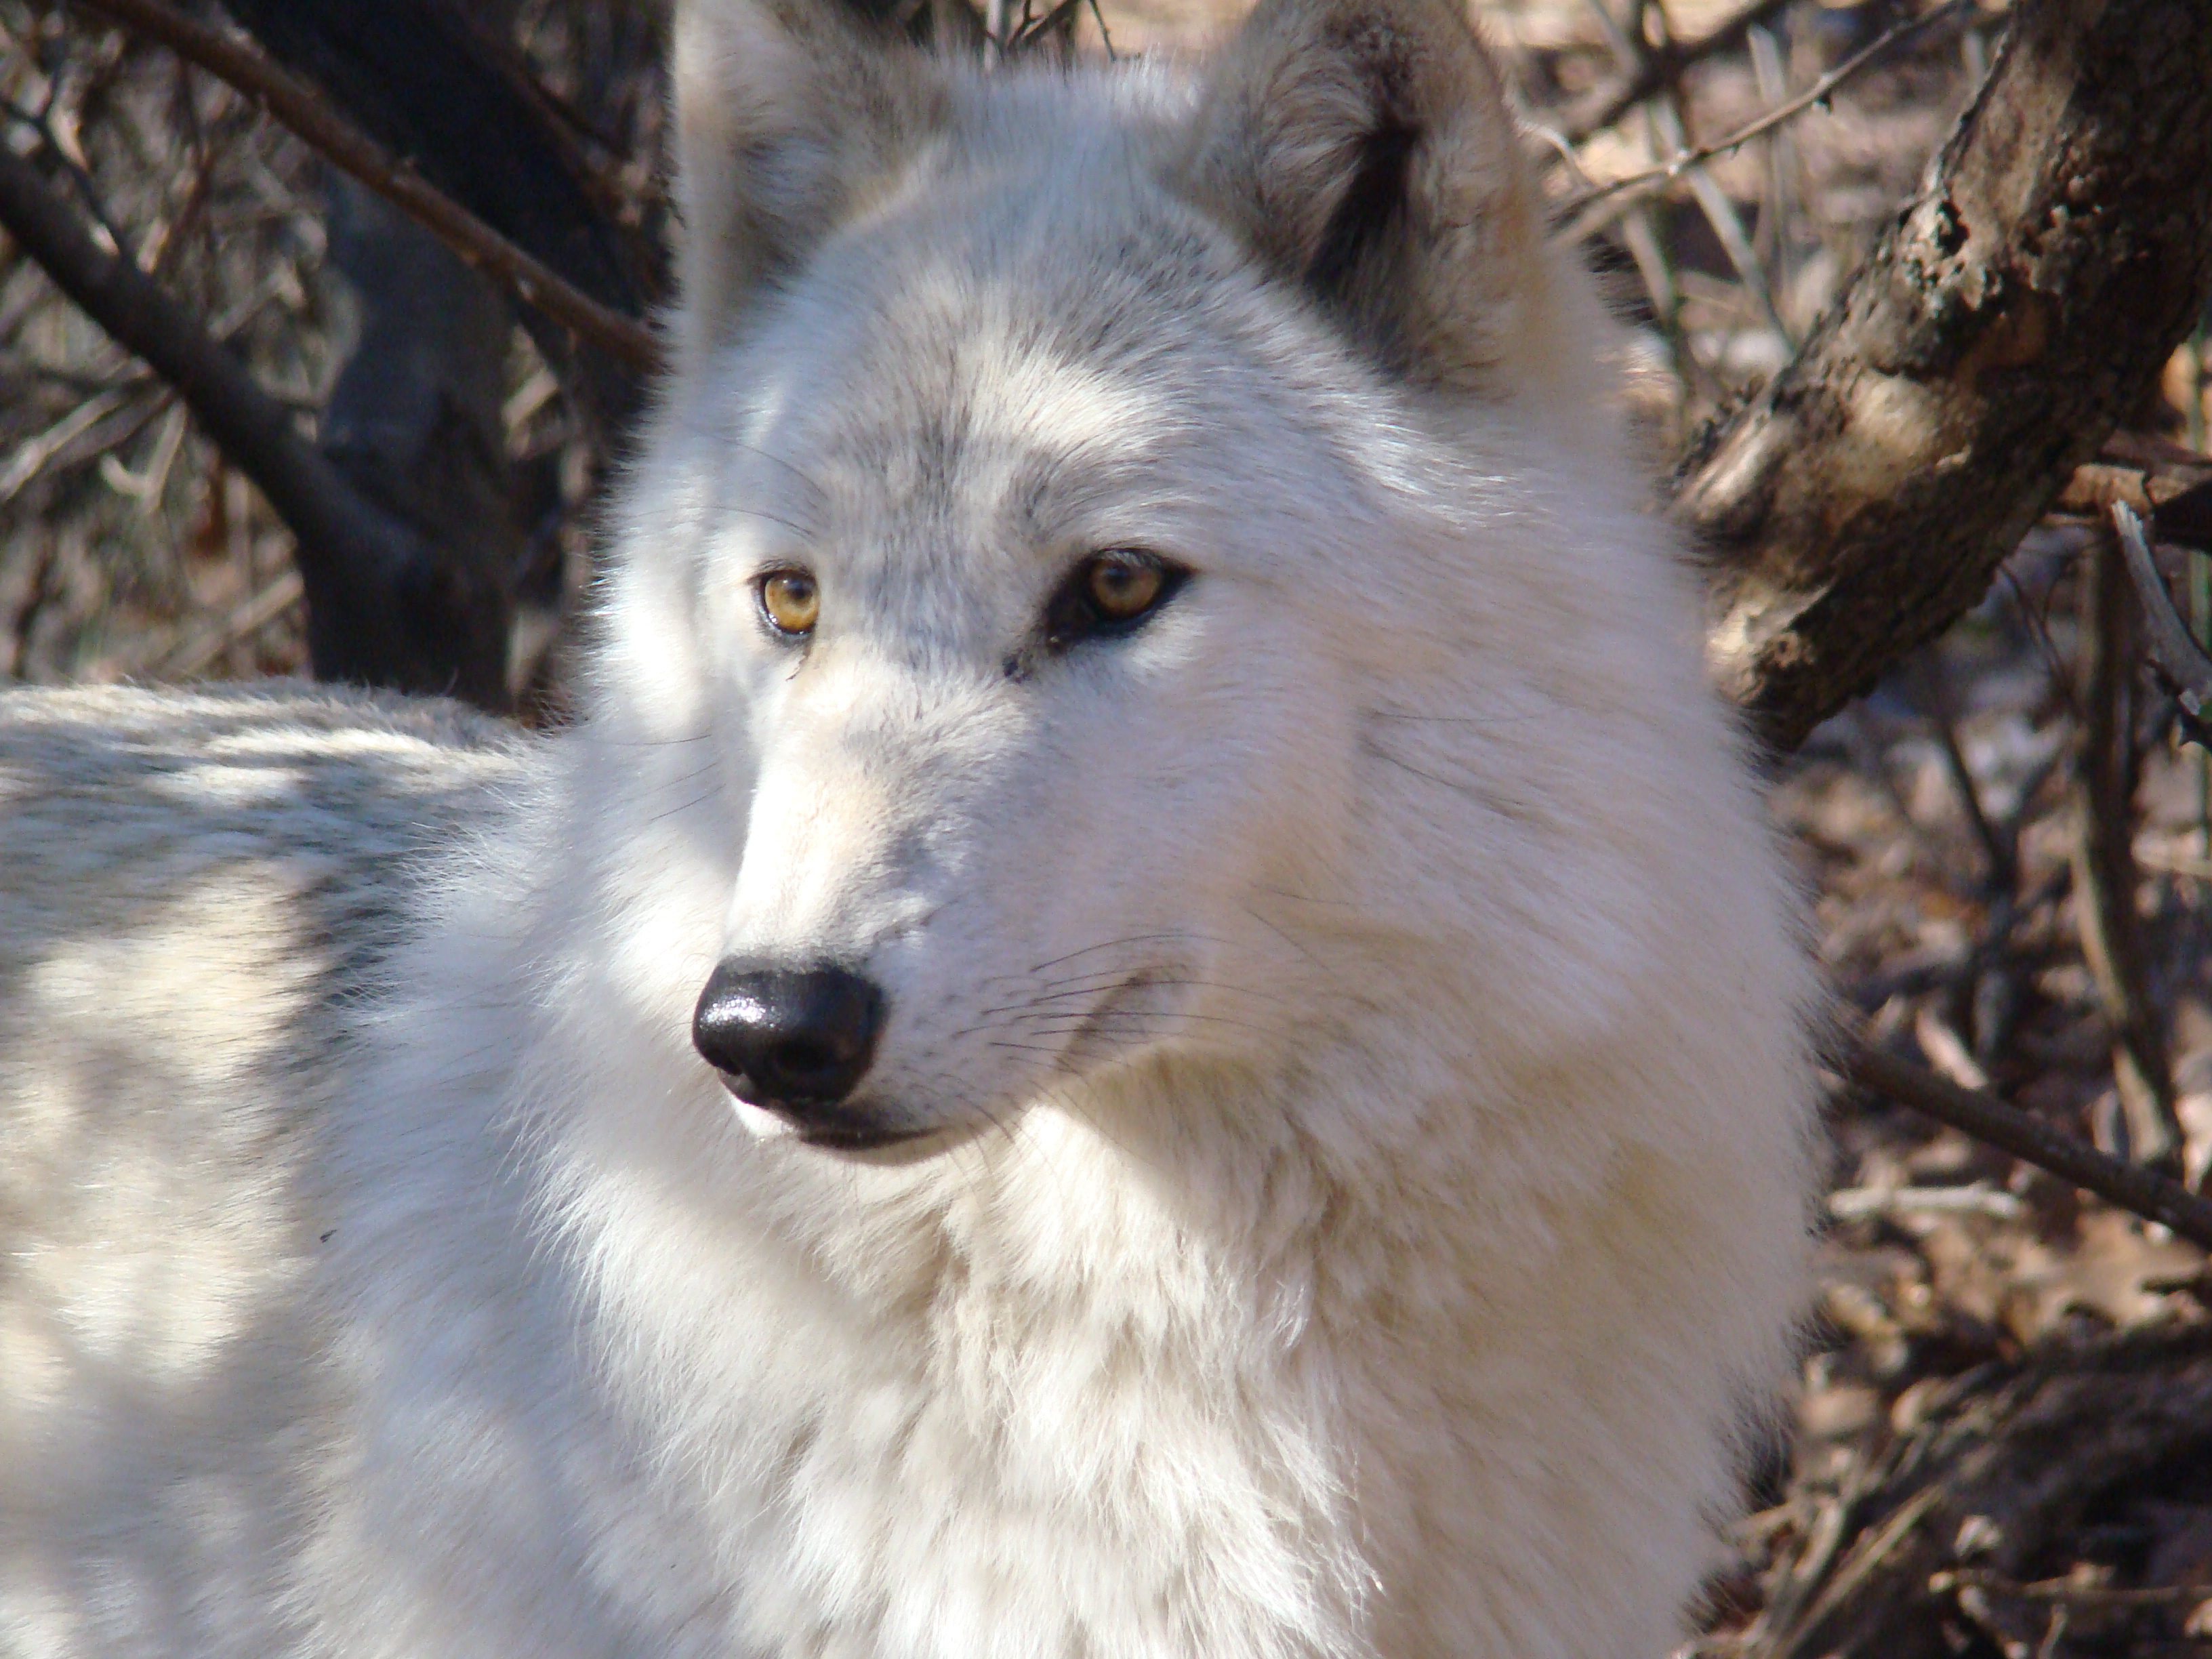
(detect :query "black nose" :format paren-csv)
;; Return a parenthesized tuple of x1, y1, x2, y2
(692, 962, 886, 1109)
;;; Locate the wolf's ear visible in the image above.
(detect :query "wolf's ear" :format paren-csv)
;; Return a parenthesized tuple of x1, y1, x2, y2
(671, 0, 943, 356)
(1182, 0, 1553, 394)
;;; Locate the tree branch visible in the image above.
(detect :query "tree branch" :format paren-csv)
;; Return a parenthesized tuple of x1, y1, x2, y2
(2114, 499, 2212, 739)
(1556, 0, 1795, 146)
(1694, 5, 2212, 1279)
(1680, 0, 2212, 752)
(2069, 519, 2182, 1168)
(64, 0, 660, 375)
(1843, 1045, 2212, 1253)
(0, 140, 505, 702)
(1555, 1, 1975, 243)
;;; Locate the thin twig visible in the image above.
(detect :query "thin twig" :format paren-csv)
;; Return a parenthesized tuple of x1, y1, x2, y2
(1088, 0, 1116, 61)
(1558, 0, 1795, 144)
(1618, 204, 1706, 394)
(0, 136, 432, 678)
(62, 0, 658, 371)
(2115, 500, 2212, 738)
(1008, 0, 1082, 53)
(1652, 91, 1793, 346)
(1568, 1, 1712, 396)
(2072, 521, 2182, 1167)
(1753, 1459, 1877, 1647)
(1828, 1183, 2024, 1222)
(1553, 0, 1975, 241)
(1916, 652, 2015, 893)
(1933, 1571, 2212, 1610)
(149, 568, 304, 680)
(1578, 1, 1790, 344)
(1845, 1044, 2212, 1251)
(0, 382, 138, 503)
(1748, 22, 1794, 322)
(1769, 1486, 1946, 1659)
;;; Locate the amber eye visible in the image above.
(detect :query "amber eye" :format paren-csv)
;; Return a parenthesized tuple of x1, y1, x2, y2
(758, 569, 819, 637)
(1084, 552, 1164, 621)
(1044, 550, 1187, 651)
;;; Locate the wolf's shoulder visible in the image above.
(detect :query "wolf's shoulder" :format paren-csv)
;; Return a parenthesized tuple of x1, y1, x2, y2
(0, 679, 523, 822)
(0, 681, 526, 889)
(0, 683, 535, 1653)
(0, 679, 533, 1066)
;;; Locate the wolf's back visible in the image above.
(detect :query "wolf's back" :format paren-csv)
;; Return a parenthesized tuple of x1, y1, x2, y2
(0, 684, 521, 1658)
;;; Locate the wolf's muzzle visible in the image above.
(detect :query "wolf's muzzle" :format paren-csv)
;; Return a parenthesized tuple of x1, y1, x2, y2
(693, 961, 886, 1126)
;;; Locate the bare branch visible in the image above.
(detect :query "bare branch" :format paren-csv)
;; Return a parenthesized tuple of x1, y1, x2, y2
(2069, 523, 2182, 1168)
(2114, 500, 2212, 734)
(64, 0, 659, 373)
(1844, 1044, 2212, 1253)
(1555, 1, 1974, 242)
(1556, 0, 1795, 145)
(0, 138, 501, 700)
(146, 569, 305, 681)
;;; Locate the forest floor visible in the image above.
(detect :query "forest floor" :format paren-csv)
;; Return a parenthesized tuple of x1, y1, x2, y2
(1700, 533, 2212, 1659)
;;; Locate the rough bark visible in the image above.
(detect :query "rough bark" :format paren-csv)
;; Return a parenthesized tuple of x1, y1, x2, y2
(1678, 0, 2212, 754)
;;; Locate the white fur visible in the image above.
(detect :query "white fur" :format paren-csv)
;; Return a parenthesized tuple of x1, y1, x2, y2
(0, 3, 1818, 1654)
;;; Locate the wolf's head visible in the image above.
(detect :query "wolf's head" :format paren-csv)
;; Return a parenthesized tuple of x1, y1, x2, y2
(588, 0, 1696, 1163)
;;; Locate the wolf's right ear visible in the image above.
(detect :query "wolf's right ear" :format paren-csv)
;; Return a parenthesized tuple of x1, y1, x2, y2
(671, 0, 944, 358)
(1180, 0, 1555, 397)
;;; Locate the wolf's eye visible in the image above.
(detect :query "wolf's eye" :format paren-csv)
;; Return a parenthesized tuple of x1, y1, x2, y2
(1045, 550, 1186, 650)
(1087, 554, 1162, 619)
(758, 569, 820, 637)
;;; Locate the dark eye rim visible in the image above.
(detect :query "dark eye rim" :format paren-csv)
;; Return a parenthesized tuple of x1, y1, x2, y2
(756, 567, 819, 640)
(1042, 549, 1191, 653)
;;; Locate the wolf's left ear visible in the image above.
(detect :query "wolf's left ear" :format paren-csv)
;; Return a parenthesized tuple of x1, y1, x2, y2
(1181, 0, 1553, 394)
(671, 0, 944, 358)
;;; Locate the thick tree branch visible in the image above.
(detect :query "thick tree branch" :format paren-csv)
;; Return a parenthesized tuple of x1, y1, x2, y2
(209, 0, 664, 428)
(65, 0, 659, 377)
(210, 0, 663, 320)
(1679, 0, 2212, 752)
(0, 141, 506, 704)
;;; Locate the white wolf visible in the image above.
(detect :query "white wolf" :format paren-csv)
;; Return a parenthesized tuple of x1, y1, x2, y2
(0, 0, 1817, 1653)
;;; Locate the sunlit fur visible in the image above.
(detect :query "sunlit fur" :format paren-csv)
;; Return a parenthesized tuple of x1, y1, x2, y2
(0, 1, 1818, 1654)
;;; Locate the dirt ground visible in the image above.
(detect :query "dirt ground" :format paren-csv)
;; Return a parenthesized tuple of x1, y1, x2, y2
(7, 3, 2212, 1653)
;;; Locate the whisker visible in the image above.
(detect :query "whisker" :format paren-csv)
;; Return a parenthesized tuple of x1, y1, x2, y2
(722, 502, 815, 539)
(729, 442, 829, 506)
(1022, 932, 1228, 977)
(1020, 1009, 1288, 1040)
(1358, 733, 1496, 806)
(1246, 883, 1357, 909)
(643, 785, 724, 827)
(1364, 708, 1540, 728)
(588, 731, 714, 749)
